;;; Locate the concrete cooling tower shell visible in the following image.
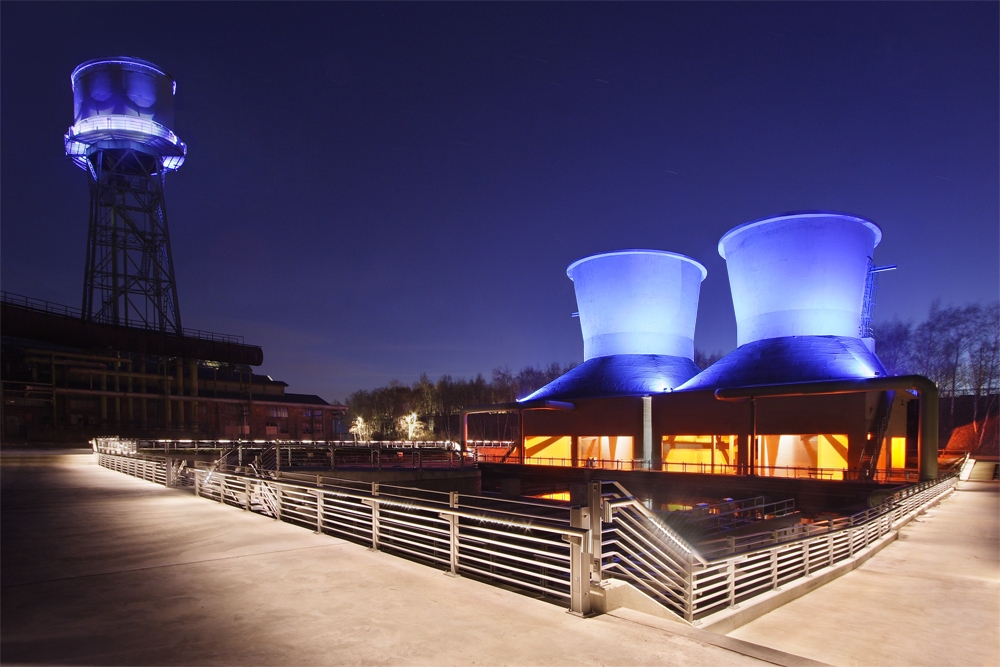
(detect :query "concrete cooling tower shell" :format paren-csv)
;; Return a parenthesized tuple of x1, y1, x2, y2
(567, 250, 707, 361)
(679, 211, 888, 392)
(719, 212, 882, 347)
(522, 250, 706, 401)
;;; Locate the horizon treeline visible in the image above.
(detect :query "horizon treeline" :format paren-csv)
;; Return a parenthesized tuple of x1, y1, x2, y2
(345, 363, 576, 441)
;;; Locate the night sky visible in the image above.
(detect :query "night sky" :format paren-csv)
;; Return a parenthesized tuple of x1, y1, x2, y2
(2, 3, 997, 403)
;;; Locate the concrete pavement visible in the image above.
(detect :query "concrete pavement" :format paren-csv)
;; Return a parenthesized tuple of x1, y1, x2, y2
(2, 450, 821, 666)
(4, 450, 996, 666)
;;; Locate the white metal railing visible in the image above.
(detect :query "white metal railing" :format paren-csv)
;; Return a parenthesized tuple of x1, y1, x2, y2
(129, 439, 463, 452)
(474, 451, 934, 482)
(97, 453, 167, 486)
(97, 451, 956, 622)
(98, 452, 592, 614)
(687, 475, 956, 620)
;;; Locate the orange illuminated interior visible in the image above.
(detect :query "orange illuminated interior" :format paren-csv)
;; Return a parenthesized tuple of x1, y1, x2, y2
(578, 436, 634, 463)
(757, 434, 848, 480)
(661, 435, 736, 474)
(523, 436, 572, 466)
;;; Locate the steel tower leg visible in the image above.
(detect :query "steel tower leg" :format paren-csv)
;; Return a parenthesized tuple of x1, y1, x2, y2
(81, 147, 182, 334)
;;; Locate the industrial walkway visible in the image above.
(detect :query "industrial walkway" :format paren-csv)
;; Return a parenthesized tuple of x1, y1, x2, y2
(0, 450, 818, 666)
(1, 450, 995, 666)
(730, 479, 1000, 667)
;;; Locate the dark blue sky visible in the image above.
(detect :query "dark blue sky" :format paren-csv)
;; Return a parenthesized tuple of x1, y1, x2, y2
(2, 3, 997, 403)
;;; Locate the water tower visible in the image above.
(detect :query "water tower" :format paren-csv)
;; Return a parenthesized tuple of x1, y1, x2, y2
(65, 57, 187, 334)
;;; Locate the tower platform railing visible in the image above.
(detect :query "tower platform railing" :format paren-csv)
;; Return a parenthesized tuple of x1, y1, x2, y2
(2, 291, 245, 345)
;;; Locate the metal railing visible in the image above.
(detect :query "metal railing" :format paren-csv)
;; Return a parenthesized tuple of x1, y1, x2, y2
(130, 438, 461, 452)
(96, 451, 956, 623)
(597, 473, 955, 622)
(97, 453, 167, 486)
(475, 450, 928, 483)
(2, 291, 245, 345)
(663, 496, 797, 538)
(98, 452, 592, 614)
(688, 474, 956, 619)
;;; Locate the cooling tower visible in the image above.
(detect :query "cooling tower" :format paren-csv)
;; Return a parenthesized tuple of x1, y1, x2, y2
(522, 250, 706, 401)
(720, 212, 882, 347)
(569, 250, 706, 360)
(680, 212, 887, 391)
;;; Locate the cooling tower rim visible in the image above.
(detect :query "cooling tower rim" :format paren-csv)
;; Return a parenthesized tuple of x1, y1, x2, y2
(71, 57, 174, 92)
(718, 210, 883, 260)
(566, 249, 708, 281)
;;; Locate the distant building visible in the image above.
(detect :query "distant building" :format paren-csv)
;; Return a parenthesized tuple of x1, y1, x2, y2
(1, 293, 346, 444)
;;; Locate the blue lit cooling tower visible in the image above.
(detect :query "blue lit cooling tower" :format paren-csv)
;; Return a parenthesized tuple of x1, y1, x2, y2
(522, 250, 707, 401)
(680, 212, 888, 390)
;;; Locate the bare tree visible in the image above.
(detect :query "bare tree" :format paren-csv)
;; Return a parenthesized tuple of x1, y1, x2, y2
(872, 318, 912, 376)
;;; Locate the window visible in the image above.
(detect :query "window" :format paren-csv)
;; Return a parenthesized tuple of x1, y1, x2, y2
(877, 436, 907, 470)
(578, 436, 634, 468)
(756, 434, 848, 480)
(266, 406, 288, 418)
(523, 436, 571, 466)
(662, 435, 736, 474)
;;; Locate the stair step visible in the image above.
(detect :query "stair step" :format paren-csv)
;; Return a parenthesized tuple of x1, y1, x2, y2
(968, 461, 999, 481)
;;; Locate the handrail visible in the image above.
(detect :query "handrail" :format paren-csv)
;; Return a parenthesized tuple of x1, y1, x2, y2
(2, 291, 245, 345)
(97, 450, 957, 624)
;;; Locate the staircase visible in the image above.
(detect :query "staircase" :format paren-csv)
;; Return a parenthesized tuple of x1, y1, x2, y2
(968, 460, 1000, 481)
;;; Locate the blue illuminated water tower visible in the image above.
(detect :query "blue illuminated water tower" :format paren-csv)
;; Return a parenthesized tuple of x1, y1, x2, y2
(65, 57, 188, 334)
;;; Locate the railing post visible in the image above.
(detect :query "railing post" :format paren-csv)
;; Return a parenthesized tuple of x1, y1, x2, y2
(803, 541, 810, 576)
(447, 491, 459, 576)
(727, 560, 737, 608)
(165, 458, 173, 488)
(588, 481, 603, 583)
(568, 507, 592, 616)
(684, 551, 695, 623)
(315, 490, 324, 534)
(371, 482, 380, 550)
(194, 469, 201, 498)
(771, 549, 778, 590)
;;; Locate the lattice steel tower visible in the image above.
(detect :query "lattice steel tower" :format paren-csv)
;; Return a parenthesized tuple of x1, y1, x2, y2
(65, 57, 188, 334)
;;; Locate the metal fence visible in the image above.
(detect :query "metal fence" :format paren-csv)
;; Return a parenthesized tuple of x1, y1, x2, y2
(98, 453, 167, 486)
(97, 451, 956, 623)
(595, 474, 956, 622)
(117, 438, 462, 453)
(473, 452, 931, 483)
(98, 452, 592, 613)
(2, 291, 245, 345)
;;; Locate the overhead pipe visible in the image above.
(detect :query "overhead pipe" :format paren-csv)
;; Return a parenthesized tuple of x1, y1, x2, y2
(714, 375, 938, 481)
